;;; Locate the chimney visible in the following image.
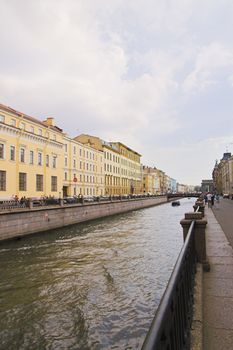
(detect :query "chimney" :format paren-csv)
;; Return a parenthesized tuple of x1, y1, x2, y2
(44, 117, 55, 127)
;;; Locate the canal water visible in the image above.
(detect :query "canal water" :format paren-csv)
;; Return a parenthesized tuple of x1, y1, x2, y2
(0, 198, 195, 350)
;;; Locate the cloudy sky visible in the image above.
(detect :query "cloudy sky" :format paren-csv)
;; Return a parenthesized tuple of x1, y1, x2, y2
(1, 0, 233, 186)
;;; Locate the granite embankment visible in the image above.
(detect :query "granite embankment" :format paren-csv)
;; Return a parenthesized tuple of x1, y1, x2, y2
(0, 196, 168, 241)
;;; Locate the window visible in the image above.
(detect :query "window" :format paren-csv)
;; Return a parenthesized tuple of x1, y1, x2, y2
(51, 176, 57, 191)
(38, 129, 42, 136)
(65, 144, 68, 152)
(65, 157, 68, 167)
(30, 126, 34, 133)
(52, 156, 56, 168)
(73, 159, 76, 168)
(73, 146, 76, 154)
(80, 148, 82, 156)
(20, 148, 25, 163)
(19, 172, 27, 191)
(38, 152, 42, 166)
(64, 172, 67, 181)
(36, 174, 43, 191)
(0, 143, 4, 159)
(0, 170, 6, 190)
(80, 161, 82, 169)
(20, 122, 26, 130)
(0, 115, 5, 123)
(80, 174, 82, 181)
(11, 119, 16, 126)
(30, 151, 34, 164)
(87, 151, 88, 158)
(10, 146, 15, 161)
(46, 155, 49, 167)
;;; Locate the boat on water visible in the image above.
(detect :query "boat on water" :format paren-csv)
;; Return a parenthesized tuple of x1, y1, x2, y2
(171, 200, 180, 206)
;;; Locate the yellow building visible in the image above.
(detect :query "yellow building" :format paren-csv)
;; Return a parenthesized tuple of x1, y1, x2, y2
(75, 134, 142, 195)
(143, 166, 161, 194)
(63, 135, 104, 197)
(111, 142, 142, 194)
(0, 104, 64, 199)
(102, 142, 121, 195)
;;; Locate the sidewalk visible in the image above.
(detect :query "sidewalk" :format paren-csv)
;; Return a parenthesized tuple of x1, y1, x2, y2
(203, 206, 233, 349)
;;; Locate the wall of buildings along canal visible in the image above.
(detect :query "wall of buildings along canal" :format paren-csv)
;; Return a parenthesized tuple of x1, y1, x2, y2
(0, 196, 168, 242)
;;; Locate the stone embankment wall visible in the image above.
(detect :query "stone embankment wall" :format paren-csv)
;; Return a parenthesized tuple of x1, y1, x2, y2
(0, 196, 168, 242)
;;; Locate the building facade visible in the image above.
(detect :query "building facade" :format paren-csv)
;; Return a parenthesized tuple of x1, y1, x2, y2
(143, 166, 161, 194)
(0, 104, 64, 199)
(212, 152, 233, 196)
(75, 134, 142, 195)
(63, 136, 104, 197)
(0, 103, 188, 200)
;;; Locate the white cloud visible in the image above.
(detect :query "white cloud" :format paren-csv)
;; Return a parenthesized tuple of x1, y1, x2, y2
(1, 0, 233, 185)
(183, 42, 233, 92)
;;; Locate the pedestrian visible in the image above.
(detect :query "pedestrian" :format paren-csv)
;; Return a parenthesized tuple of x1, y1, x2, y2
(204, 194, 208, 205)
(207, 192, 212, 208)
(211, 193, 215, 206)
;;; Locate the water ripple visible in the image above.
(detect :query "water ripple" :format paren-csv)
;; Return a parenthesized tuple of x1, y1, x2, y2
(0, 198, 195, 349)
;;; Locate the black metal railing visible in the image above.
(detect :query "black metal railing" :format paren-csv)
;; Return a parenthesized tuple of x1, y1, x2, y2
(0, 194, 165, 211)
(142, 220, 197, 350)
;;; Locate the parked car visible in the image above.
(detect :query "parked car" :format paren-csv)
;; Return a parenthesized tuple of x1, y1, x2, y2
(98, 196, 110, 201)
(223, 193, 230, 199)
(83, 196, 95, 202)
(29, 197, 43, 206)
(63, 197, 78, 204)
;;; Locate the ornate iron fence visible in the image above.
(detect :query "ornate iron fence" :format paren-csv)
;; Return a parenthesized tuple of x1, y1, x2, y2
(142, 220, 197, 350)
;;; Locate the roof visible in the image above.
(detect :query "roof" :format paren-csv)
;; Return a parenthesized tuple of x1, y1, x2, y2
(0, 103, 63, 133)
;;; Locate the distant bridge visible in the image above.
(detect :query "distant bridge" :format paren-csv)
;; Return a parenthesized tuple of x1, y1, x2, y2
(167, 193, 201, 199)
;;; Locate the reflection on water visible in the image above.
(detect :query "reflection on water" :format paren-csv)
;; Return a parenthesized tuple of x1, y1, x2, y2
(0, 198, 195, 349)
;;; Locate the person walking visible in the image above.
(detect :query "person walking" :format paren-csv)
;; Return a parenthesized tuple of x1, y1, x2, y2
(204, 193, 208, 205)
(211, 193, 215, 206)
(207, 192, 212, 208)
(215, 193, 220, 209)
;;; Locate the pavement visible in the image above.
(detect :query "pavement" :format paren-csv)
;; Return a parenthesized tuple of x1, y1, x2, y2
(202, 200, 233, 349)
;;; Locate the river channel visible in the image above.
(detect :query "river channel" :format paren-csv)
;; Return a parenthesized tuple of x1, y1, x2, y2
(0, 198, 195, 350)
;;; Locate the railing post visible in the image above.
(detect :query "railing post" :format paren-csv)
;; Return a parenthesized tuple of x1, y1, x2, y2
(193, 199, 205, 217)
(180, 212, 209, 270)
